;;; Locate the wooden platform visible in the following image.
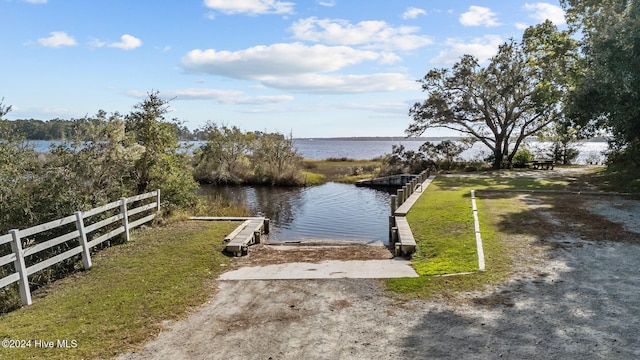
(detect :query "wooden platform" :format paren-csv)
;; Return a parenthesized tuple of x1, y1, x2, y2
(393, 217, 416, 256)
(224, 217, 268, 256)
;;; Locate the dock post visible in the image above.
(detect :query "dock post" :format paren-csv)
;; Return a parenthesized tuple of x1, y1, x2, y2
(391, 227, 398, 248)
(264, 218, 270, 234)
(397, 189, 404, 206)
(390, 195, 397, 215)
(389, 216, 396, 242)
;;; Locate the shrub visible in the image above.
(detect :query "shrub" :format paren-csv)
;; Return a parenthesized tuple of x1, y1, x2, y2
(512, 149, 535, 168)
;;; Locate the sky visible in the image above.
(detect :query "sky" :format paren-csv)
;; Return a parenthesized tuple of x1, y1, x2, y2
(1, 0, 567, 138)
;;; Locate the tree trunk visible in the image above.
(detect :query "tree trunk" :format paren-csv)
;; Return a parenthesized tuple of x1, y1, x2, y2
(492, 150, 504, 169)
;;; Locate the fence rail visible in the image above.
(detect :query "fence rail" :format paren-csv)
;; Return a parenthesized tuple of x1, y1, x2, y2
(0, 190, 160, 306)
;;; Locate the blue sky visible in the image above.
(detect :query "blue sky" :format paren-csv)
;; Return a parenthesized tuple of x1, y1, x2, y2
(1, 0, 566, 138)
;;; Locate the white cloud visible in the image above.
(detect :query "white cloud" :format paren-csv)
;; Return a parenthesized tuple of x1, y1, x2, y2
(317, 0, 335, 7)
(37, 31, 77, 48)
(290, 17, 432, 51)
(524, 3, 566, 25)
(261, 73, 418, 94)
(127, 88, 294, 105)
(203, 0, 294, 15)
(22, 0, 47, 3)
(182, 42, 390, 79)
(108, 34, 142, 50)
(430, 35, 504, 65)
(515, 22, 529, 30)
(88, 37, 106, 48)
(403, 7, 427, 20)
(459, 6, 500, 27)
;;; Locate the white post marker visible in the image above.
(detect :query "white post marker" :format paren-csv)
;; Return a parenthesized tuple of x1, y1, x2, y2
(470, 190, 486, 272)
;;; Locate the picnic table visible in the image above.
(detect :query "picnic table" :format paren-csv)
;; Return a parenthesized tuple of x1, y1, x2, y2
(527, 159, 555, 170)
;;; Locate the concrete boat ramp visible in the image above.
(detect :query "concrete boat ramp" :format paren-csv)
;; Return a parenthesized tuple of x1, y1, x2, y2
(189, 172, 437, 281)
(219, 258, 418, 280)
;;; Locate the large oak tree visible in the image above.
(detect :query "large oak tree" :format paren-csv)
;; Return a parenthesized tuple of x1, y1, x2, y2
(561, 0, 640, 166)
(408, 22, 577, 169)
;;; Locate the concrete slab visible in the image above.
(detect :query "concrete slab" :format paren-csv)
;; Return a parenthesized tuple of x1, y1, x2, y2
(219, 259, 418, 280)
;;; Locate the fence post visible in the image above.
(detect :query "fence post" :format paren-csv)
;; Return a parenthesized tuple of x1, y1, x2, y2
(156, 189, 161, 212)
(75, 211, 92, 270)
(120, 198, 130, 242)
(9, 229, 32, 306)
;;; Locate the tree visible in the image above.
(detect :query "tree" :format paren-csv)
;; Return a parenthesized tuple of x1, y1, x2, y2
(193, 125, 304, 185)
(0, 98, 11, 119)
(379, 144, 430, 176)
(194, 123, 254, 184)
(408, 22, 577, 169)
(561, 0, 640, 167)
(125, 91, 198, 209)
(0, 99, 42, 232)
(252, 131, 303, 186)
(420, 139, 472, 170)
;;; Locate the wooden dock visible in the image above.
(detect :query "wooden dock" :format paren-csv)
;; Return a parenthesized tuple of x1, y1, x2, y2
(355, 174, 419, 188)
(393, 216, 416, 256)
(190, 216, 270, 256)
(224, 217, 268, 256)
(389, 172, 435, 256)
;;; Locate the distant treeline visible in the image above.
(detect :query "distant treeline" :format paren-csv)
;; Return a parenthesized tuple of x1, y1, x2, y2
(1, 118, 200, 141)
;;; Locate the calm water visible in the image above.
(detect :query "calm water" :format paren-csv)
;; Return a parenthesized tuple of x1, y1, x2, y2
(200, 182, 393, 245)
(292, 139, 608, 164)
(29, 139, 608, 164)
(28, 138, 608, 243)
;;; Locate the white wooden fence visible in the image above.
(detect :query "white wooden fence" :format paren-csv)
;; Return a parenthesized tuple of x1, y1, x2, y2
(0, 190, 160, 306)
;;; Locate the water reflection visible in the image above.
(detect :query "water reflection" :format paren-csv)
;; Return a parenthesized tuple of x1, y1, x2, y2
(199, 182, 392, 245)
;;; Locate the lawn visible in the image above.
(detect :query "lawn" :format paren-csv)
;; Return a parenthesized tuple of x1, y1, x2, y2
(0, 221, 237, 359)
(386, 171, 571, 298)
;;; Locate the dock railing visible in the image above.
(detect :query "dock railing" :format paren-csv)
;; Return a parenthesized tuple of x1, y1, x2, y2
(0, 190, 160, 306)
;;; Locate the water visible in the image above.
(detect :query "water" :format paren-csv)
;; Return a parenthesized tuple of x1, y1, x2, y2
(26, 138, 608, 244)
(29, 139, 608, 164)
(200, 182, 393, 245)
(293, 139, 609, 164)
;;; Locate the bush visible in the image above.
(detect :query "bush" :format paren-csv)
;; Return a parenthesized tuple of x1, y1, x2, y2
(512, 149, 535, 168)
(193, 125, 304, 186)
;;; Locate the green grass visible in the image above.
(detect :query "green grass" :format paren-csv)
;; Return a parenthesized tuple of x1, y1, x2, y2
(301, 170, 327, 186)
(302, 159, 381, 183)
(0, 221, 237, 359)
(386, 172, 569, 298)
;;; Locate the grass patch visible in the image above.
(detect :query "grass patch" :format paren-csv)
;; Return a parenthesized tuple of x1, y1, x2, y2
(301, 170, 327, 186)
(580, 165, 640, 194)
(386, 172, 569, 298)
(0, 220, 237, 359)
(302, 159, 381, 183)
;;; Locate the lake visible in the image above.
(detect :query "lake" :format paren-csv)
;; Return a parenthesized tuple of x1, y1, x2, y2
(29, 138, 608, 164)
(201, 139, 607, 243)
(28, 138, 609, 243)
(200, 182, 394, 245)
(292, 139, 608, 164)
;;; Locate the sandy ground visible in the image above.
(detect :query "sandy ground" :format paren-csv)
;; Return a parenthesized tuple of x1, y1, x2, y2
(119, 168, 640, 359)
